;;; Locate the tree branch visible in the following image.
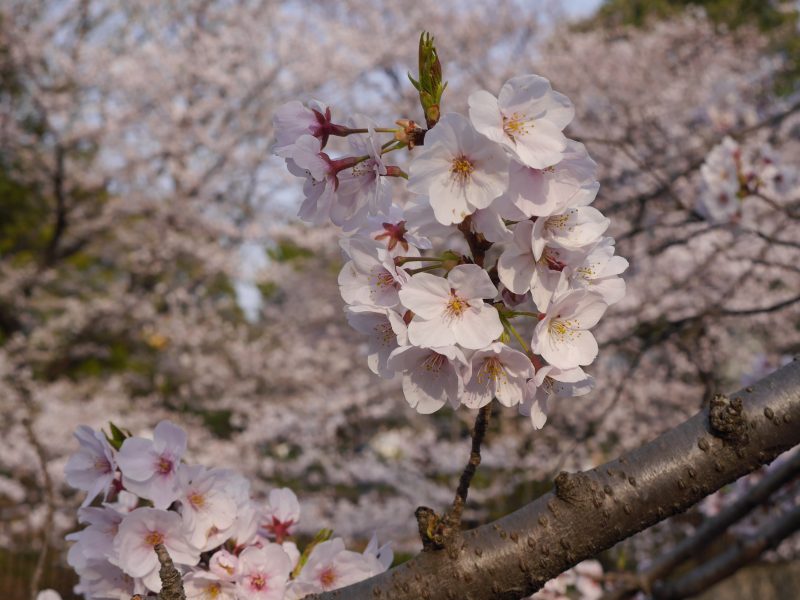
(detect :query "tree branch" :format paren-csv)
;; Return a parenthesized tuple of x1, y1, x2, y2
(653, 503, 800, 600)
(307, 359, 800, 600)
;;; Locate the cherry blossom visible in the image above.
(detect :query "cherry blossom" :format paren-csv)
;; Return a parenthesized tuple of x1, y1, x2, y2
(64, 426, 117, 508)
(386, 345, 470, 414)
(272, 100, 339, 157)
(469, 74, 574, 169)
(112, 507, 200, 592)
(177, 465, 238, 551)
(399, 264, 503, 350)
(531, 290, 608, 370)
(502, 141, 599, 217)
(407, 113, 509, 225)
(235, 545, 292, 600)
(184, 570, 236, 600)
(345, 306, 409, 379)
(338, 238, 410, 308)
(259, 488, 300, 544)
(462, 342, 535, 409)
(116, 420, 187, 509)
(285, 538, 384, 599)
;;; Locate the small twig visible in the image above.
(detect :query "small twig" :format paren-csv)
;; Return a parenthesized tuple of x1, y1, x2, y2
(415, 404, 493, 549)
(601, 448, 800, 600)
(18, 383, 55, 600)
(448, 404, 492, 525)
(653, 503, 800, 600)
(154, 543, 186, 600)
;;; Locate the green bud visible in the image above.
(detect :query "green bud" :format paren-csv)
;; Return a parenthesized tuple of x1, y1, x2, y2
(408, 32, 447, 129)
(291, 528, 334, 578)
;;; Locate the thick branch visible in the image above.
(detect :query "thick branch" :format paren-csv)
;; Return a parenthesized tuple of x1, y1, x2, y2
(308, 359, 800, 600)
(653, 503, 800, 600)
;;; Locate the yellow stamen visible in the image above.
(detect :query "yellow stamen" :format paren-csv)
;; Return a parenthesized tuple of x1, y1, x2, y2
(503, 112, 533, 141)
(450, 154, 475, 186)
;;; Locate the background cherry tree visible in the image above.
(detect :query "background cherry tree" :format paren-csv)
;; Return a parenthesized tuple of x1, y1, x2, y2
(1, 1, 799, 599)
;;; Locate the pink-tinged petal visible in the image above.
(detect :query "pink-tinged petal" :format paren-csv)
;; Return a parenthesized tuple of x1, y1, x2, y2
(398, 274, 449, 319)
(401, 370, 448, 414)
(540, 90, 575, 130)
(499, 349, 535, 378)
(494, 375, 526, 408)
(498, 75, 553, 112)
(531, 218, 547, 261)
(513, 119, 567, 169)
(520, 386, 549, 429)
(604, 255, 629, 277)
(165, 535, 201, 567)
(468, 90, 505, 144)
(428, 175, 473, 225)
(575, 297, 608, 329)
(153, 421, 187, 458)
(462, 373, 494, 409)
(407, 150, 453, 195)
(498, 248, 535, 294)
(447, 264, 497, 300)
(453, 305, 503, 350)
(117, 438, 156, 481)
(147, 473, 181, 510)
(407, 317, 456, 348)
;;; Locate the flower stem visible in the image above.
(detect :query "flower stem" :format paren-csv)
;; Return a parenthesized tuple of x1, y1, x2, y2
(502, 317, 530, 353)
(509, 310, 542, 319)
(395, 256, 445, 265)
(407, 264, 442, 275)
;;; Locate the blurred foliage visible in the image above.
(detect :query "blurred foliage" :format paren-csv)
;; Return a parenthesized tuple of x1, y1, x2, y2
(589, 0, 800, 91)
(267, 238, 315, 264)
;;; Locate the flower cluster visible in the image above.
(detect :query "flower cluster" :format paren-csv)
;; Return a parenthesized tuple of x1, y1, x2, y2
(275, 72, 626, 428)
(64, 421, 392, 600)
(698, 136, 795, 223)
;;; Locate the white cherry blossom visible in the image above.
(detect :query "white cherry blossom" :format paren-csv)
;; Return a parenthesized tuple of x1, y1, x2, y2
(259, 487, 300, 543)
(112, 507, 200, 592)
(386, 345, 470, 414)
(285, 538, 384, 599)
(184, 570, 236, 600)
(399, 264, 502, 350)
(519, 364, 595, 429)
(177, 465, 238, 551)
(462, 342, 535, 409)
(64, 425, 117, 507)
(339, 237, 409, 308)
(407, 113, 509, 225)
(345, 305, 408, 378)
(116, 420, 187, 510)
(235, 545, 292, 600)
(566, 238, 628, 305)
(271, 99, 333, 157)
(209, 549, 239, 580)
(469, 74, 574, 168)
(502, 141, 599, 217)
(532, 206, 610, 260)
(531, 290, 608, 370)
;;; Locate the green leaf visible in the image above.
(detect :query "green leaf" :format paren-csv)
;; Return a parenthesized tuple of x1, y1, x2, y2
(105, 421, 130, 450)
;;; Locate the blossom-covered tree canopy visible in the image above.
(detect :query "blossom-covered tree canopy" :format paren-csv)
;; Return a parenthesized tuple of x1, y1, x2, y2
(1, 1, 799, 599)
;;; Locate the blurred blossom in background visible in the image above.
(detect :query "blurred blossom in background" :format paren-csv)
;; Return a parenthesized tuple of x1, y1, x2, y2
(0, 0, 799, 598)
